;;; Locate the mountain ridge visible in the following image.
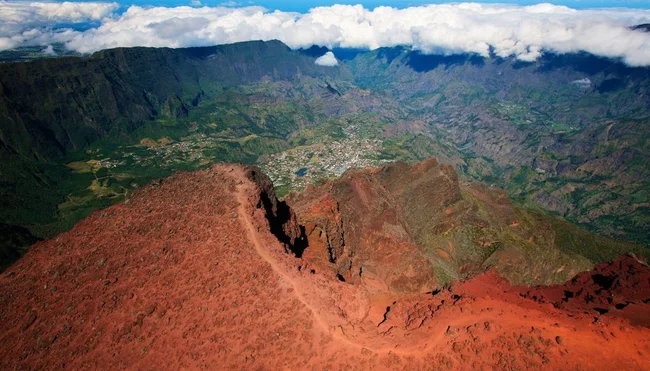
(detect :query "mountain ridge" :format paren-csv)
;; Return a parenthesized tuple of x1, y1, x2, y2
(0, 40, 342, 161)
(1, 161, 648, 370)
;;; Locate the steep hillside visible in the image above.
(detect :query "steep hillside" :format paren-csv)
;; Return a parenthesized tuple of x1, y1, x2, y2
(0, 41, 380, 254)
(0, 40, 343, 161)
(287, 158, 647, 286)
(1, 163, 649, 370)
(344, 49, 650, 245)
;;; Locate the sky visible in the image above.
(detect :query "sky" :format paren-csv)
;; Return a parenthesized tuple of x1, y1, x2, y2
(117, 1, 650, 11)
(1, 1, 650, 66)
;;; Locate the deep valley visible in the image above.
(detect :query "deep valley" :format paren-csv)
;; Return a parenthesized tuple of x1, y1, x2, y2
(2, 41, 650, 270)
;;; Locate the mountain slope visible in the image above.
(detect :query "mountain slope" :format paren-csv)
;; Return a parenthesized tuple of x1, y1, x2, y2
(287, 158, 647, 287)
(1, 40, 649, 266)
(1, 163, 649, 370)
(0, 40, 370, 257)
(344, 49, 650, 245)
(0, 40, 343, 161)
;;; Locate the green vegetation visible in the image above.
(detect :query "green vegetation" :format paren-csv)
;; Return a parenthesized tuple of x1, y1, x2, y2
(0, 84, 326, 238)
(0, 43, 81, 62)
(1, 40, 649, 270)
(550, 216, 650, 262)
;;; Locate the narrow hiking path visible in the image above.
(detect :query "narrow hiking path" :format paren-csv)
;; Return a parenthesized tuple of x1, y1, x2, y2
(226, 168, 521, 357)
(230, 169, 366, 351)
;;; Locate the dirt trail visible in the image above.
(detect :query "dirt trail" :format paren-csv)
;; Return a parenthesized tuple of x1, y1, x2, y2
(2, 163, 648, 370)
(230, 169, 364, 351)
(230, 168, 650, 368)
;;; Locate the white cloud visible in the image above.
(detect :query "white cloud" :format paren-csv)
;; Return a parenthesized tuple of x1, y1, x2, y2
(42, 44, 57, 55)
(571, 77, 592, 88)
(0, 1, 118, 23)
(1, 2, 650, 66)
(0, 1, 118, 50)
(315, 51, 338, 66)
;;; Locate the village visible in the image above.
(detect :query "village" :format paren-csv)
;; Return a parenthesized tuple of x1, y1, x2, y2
(260, 124, 389, 195)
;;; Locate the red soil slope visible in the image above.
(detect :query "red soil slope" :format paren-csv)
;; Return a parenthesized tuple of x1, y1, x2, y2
(286, 158, 609, 288)
(1, 164, 649, 370)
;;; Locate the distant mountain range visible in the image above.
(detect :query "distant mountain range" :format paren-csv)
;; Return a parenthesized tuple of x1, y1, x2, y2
(0, 39, 649, 269)
(632, 23, 650, 32)
(0, 40, 337, 161)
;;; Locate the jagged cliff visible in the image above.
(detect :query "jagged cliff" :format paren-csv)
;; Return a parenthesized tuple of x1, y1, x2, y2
(287, 158, 647, 287)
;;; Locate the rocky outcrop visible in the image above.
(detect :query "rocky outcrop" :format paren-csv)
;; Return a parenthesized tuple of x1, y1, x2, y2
(517, 254, 650, 325)
(288, 161, 443, 294)
(245, 166, 306, 255)
(288, 159, 646, 287)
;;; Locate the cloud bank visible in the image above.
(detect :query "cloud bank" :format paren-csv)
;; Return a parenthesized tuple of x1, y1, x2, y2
(1, 1, 650, 66)
(0, 1, 118, 50)
(315, 51, 338, 66)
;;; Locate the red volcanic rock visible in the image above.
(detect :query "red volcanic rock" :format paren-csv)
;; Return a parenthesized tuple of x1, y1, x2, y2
(516, 254, 650, 325)
(0, 163, 649, 370)
(287, 158, 602, 288)
(287, 162, 439, 294)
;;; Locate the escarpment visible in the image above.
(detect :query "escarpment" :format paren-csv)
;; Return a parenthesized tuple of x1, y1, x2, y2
(288, 158, 642, 288)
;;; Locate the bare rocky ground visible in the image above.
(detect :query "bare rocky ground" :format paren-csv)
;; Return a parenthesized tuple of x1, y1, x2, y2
(1, 162, 649, 370)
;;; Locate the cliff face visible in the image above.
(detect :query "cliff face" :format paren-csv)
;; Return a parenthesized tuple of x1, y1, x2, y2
(244, 166, 306, 254)
(291, 165, 439, 293)
(288, 158, 645, 287)
(0, 41, 341, 161)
